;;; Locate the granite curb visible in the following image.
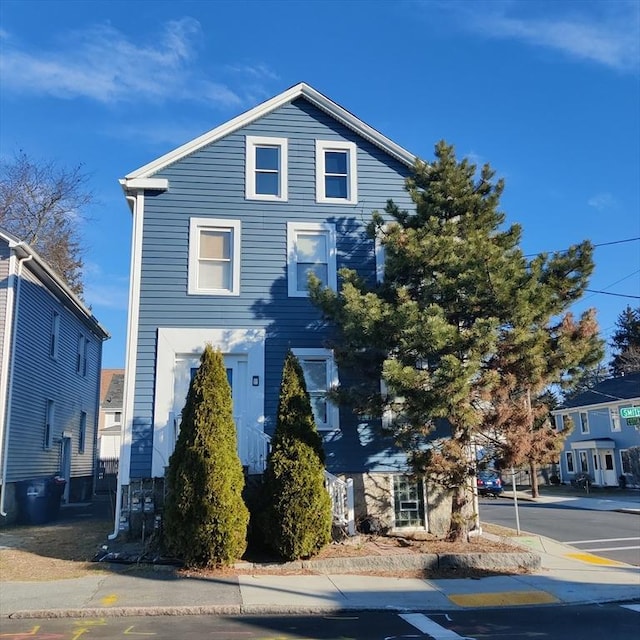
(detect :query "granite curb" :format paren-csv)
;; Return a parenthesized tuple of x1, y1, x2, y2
(235, 551, 541, 574)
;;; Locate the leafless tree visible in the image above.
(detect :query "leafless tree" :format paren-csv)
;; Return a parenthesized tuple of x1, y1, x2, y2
(0, 151, 93, 296)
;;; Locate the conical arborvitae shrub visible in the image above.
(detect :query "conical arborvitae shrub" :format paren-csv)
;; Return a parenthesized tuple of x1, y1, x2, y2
(163, 345, 249, 567)
(262, 351, 332, 560)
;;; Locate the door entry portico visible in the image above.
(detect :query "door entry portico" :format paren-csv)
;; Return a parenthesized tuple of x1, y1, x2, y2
(172, 354, 248, 457)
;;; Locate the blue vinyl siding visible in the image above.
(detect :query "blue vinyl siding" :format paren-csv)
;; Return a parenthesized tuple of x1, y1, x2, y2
(5, 266, 103, 482)
(130, 98, 415, 477)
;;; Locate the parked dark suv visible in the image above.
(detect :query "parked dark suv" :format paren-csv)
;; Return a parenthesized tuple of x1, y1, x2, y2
(476, 470, 503, 498)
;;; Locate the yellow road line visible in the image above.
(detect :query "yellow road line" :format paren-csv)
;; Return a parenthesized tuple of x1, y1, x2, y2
(100, 594, 119, 606)
(448, 590, 558, 607)
(565, 552, 626, 566)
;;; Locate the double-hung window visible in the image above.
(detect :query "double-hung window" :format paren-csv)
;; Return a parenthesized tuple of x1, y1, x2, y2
(287, 222, 336, 297)
(316, 140, 357, 204)
(44, 399, 54, 450)
(77, 335, 88, 376)
(565, 451, 575, 474)
(188, 218, 241, 295)
(79, 411, 87, 454)
(579, 411, 589, 434)
(292, 348, 338, 431)
(246, 136, 288, 201)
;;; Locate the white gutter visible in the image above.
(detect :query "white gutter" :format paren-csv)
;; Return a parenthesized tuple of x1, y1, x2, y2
(109, 191, 144, 539)
(0, 251, 33, 516)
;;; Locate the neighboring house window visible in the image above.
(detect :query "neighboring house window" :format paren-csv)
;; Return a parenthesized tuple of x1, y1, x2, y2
(292, 348, 338, 431)
(579, 450, 589, 473)
(79, 411, 87, 454)
(76, 335, 88, 376)
(188, 218, 241, 295)
(621, 449, 631, 475)
(245, 136, 288, 201)
(566, 451, 575, 474)
(315, 140, 357, 204)
(50, 311, 60, 359)
(393, 475, 425, 528)
(287, 222, 337, 297)
(44, 400, 54, 450)
(579, 411, 589, 434)
(610, 409, 621, 432)
(554, 414, 564, 431)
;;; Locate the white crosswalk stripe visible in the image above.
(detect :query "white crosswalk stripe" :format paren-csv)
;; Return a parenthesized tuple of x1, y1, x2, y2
(398, 613, 471, 639)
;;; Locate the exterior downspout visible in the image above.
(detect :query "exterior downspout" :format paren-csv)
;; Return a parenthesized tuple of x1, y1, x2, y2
(109, 193, 140, 539)
(0, 251, 34, 516)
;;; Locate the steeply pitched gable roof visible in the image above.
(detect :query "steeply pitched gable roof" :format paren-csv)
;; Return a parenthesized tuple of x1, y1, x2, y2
(561, 372, 640, 409)
(124, 82, 416, 181)
(0, 228, 110, 340)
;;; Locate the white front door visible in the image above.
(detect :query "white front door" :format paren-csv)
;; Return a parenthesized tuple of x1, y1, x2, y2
(172, 353, 248, 460)
(592, 449, 618, 486)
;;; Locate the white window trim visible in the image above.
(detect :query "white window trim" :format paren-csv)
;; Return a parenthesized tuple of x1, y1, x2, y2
(610, 408, 621, 432)
(565, 451, 575, 474)
(245, 136, 288, 201)
(315, 140, 357, 204)
(291, 348, 339, 432)
(188, 217, 241, 296)
(287, 221, 337, 297)
(579, 411, 589, 434)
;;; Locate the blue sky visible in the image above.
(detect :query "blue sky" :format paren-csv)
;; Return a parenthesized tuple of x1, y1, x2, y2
(1, 0, 639, 369)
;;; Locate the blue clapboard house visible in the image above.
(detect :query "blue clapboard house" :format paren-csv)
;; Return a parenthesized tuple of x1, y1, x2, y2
(115, 83, 454, 537)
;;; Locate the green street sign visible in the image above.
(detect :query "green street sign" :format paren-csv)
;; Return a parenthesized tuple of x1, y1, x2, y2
(620, 407, 640, 419)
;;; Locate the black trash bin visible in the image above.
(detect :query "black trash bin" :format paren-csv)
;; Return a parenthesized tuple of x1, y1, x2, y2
(16, 476, 66, 524)
(46, 475, 66, 520)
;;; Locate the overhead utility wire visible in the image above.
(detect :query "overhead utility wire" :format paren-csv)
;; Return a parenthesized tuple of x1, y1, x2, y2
(524, 236, 640, 257)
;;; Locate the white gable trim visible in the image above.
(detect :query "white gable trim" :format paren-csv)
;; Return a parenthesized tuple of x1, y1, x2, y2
(125, 83, 415, 180)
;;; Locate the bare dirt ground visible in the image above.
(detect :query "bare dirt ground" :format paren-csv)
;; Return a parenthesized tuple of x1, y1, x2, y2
(0, 507, 520, 582)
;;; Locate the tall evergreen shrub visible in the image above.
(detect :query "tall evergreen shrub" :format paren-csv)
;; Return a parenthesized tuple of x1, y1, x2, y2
(163, 345, 249, 567)
(262, 351, 332, 560)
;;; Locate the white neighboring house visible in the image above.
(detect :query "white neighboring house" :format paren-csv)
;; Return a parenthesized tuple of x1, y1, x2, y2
(98, 369, 124, 459)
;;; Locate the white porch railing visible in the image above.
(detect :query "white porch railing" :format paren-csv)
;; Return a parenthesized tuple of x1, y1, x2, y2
(324, 471, 356, 536)
(244, 424, 271, 474)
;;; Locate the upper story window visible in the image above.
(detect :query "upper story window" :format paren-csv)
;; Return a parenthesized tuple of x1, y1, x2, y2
(579, 411, 589, 434)
(77, 335, 88, 376)
(246, 136, 288, 201)
(188, 217, 241, 296)
(315, 140, 357, 204)
(554, 414, 565, 431)
(292, 348, 339, 431)
(50, 311, 60, 359)
(287, 222, 337, 297)
(610, 408, 621, 432)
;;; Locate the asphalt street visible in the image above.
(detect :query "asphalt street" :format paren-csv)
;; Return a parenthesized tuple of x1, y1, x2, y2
(479, 497, 640, 566)
(1, 605, 639, 639)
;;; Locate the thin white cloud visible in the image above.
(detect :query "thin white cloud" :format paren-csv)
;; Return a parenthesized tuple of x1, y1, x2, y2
(587, 192, 616, 210)
(437, 0, 640, 73)
(0, 18, 275, 105)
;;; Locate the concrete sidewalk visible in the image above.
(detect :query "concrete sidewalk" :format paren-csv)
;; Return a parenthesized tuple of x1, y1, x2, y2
(502, 488, 640, 514)
(1, 533, 638, 618)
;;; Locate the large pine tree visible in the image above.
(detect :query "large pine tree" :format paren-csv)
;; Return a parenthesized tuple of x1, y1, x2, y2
(262, 351, 332, 560)
(310, 141, 599, 540)
(609, 306, 640, 376)
(163, 345, 249, 567)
